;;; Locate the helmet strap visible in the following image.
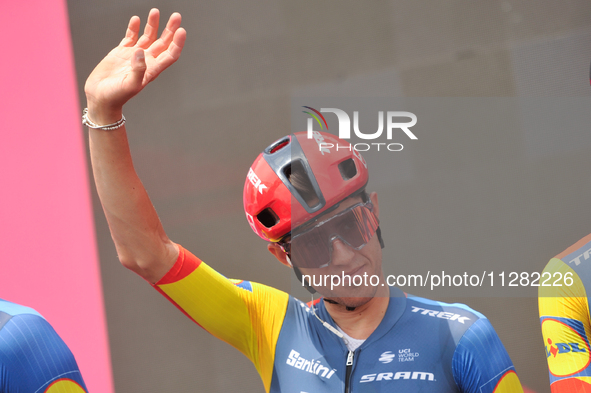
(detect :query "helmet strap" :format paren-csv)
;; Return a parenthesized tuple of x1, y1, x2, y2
(293, 265, 316, 294)
(376, 226, 385, 249)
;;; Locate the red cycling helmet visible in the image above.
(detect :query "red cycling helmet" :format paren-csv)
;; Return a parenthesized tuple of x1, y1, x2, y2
(243, 131, 368, 242)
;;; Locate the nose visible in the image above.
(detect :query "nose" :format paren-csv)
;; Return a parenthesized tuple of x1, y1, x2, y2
(329, 237, 356, 267)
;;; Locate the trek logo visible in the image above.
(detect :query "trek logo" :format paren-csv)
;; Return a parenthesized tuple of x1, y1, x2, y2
(379, 351, 396, 364)
(568, 244, 591, 266)
(398, 348, 420, 362)
(286, 350, 336, 379)
(247, 168, 267, 194)
(546, 338, 587, 358)
(360, 371, 435, 383)
(411, 306, 471, 324)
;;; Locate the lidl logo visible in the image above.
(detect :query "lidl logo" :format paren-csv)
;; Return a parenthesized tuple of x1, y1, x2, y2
(542, 318, 591, 377)
(546, 338, 587, 358)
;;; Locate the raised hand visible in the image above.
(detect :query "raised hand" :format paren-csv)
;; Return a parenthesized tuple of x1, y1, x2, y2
(85, 9, 186, 124)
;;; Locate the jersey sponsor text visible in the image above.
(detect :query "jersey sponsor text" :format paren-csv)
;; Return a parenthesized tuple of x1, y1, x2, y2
(411, 306, 471, 324)
(286, 350, 336, 379)
(360, 371, 435, 383)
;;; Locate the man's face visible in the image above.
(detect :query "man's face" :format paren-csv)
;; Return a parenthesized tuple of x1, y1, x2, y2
(295, 192, 384, 308)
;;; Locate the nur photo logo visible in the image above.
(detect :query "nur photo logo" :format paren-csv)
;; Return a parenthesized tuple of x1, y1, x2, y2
(302, 106, 417, 152)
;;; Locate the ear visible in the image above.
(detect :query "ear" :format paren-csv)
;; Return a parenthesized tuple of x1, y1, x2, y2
(369, 191, 379, 219)
(267, 243, 292, 268)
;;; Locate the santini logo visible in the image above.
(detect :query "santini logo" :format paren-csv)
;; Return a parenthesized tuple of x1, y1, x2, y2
(286, 350, 336, 379)
(303, 106, 417, 152)
(360, 371, 435, 383)
(379, 351, 396, 364)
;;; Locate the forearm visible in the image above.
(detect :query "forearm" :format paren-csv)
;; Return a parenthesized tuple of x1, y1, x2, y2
(83, 10, 185, 282)
(88, 107, 177, 283)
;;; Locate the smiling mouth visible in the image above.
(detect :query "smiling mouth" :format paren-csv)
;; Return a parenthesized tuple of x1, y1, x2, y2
(343, 265, 365, 279)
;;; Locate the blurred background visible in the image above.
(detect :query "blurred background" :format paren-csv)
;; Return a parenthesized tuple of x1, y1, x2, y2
(66, 0, 591, 392)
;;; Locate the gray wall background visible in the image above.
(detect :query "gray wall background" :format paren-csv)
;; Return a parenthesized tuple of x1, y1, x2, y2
(67, 1, 591, 392)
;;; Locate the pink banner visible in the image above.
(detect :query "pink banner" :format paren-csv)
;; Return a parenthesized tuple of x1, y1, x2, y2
(0, 1, 113, 392)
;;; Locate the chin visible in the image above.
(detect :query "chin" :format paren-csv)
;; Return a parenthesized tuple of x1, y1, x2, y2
(322, 284, 381, 308)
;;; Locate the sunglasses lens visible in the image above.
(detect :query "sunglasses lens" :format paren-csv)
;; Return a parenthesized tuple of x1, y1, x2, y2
(291, 233, 330, 268)
(290, 204, 379, 269)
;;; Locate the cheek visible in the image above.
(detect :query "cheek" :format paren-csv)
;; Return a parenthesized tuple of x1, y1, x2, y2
(298, 267, 329, 278)
(362, 238, 383, 268)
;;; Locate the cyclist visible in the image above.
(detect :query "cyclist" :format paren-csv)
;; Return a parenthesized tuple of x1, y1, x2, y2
(85, 9, 524, 392)
(0, 299, 87, 392)
(539, 234, 591, 392)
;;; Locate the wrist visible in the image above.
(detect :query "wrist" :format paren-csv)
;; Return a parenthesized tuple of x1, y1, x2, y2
(83, 107, 126, 131)
(86, 101, 123, 126)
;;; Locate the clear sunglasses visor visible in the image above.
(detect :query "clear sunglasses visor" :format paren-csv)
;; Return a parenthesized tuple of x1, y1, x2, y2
(290, 203, 379, 269)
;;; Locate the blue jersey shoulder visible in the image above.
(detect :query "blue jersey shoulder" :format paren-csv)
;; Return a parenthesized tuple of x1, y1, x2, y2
(0, 300, 87, 392)
(0, 299, 43, 319)
(405, 295, 485, 342)
(405, 295, 516, 393)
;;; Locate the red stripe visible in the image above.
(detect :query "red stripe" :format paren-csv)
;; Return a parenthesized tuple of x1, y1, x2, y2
(152, 285, 204, 329)
(44, 378, 86, 392)
(306, 298, 322, 307)
(492, 370, 517, 392)
(555, 233, 591, 260)
(154, 244, 202, 285)
(551, 377, 591, 392)
(151, 244, 205, 328)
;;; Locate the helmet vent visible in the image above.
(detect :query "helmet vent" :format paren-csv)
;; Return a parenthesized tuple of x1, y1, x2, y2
(267, 137, 291, 154)
(285, 160, 320, 208)
(257, 208, 278, 228)
(338, 158, 357, 180)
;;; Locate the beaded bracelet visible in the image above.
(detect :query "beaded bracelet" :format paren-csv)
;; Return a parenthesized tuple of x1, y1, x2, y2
(82, 108, 126, 130)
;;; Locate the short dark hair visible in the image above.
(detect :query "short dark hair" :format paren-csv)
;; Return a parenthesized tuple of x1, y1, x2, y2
(286, 161, 320, 207)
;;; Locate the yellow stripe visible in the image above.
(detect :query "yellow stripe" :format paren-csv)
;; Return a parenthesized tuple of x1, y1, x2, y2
(539, 258, 590, 327)
(248, 282, 289, 392)
(492, 371, 523, 393)
(158, 261, 289, 392)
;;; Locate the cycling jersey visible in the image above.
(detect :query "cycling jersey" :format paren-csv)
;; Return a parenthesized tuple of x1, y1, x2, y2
(154, 245, 523, 392)
(539, 233, 591, 392)
(0, 300, 87, 393)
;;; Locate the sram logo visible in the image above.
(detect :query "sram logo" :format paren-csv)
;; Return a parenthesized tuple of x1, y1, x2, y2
(411, 306, 471, 324)
(360, 371, 435, 383)
(286, 350, 336, 379)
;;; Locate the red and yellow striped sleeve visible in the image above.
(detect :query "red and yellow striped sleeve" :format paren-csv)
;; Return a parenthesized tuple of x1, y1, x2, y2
(152, 245, 289, 392)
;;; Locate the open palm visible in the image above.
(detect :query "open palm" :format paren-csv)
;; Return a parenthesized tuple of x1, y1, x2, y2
(85, 9, 186, 120)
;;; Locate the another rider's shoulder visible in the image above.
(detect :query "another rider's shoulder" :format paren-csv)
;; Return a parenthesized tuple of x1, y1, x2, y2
(0, 300, 55, 354)
(0, 299, 44, 320)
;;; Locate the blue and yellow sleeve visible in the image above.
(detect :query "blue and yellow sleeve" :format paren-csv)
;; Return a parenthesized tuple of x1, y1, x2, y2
(452, 318, 523, 393)
(153, 244, 290, 393)
(0, 313, 87, 392)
